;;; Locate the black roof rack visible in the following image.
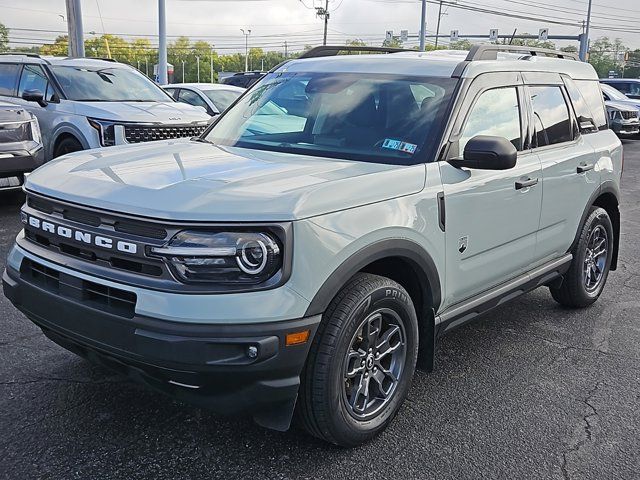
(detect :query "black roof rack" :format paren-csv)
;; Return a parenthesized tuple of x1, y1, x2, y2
(0, 52, 44, 59)
(71, 56, 118, 62)
(299, 45, 406, 59)
(465, 44, 579, 61)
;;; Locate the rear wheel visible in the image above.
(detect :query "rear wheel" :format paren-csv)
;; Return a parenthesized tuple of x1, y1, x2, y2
(298, 273, 418, 447)
(550, 207, 613, 308)
(54, 136, 83, 158)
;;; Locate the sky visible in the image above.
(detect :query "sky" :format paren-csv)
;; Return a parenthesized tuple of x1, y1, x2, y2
(1, 0, 639, 54)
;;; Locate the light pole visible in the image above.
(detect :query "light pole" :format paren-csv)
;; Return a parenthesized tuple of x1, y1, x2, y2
(197, 56, 200, 82)
(182, 59, 185, 83)
(419, 0, 427, 52)
(241, 29, 251, 72)
(158, 0, 168, 84)
(210, 47, 214, 83)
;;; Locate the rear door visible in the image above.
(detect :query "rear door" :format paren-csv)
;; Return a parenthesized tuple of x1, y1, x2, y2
(524, 73, 599, 264)
(439, 72, 543, 306)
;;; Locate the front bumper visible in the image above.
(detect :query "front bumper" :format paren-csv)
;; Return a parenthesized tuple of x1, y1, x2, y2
(610, 119, 640, 136)
(2, 262, 320, 430)
(0, 146, 44, 178)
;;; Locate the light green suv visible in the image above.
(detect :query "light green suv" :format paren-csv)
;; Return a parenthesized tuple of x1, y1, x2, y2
(2, 45, 622, 447)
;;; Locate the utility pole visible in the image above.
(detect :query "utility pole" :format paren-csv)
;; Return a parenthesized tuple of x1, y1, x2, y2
(434, 0, 443, 48)
(241, 28, 251, 72)
(284, 41, 288, 59)
(182, 60, 185, 83)
(197, 56, 200, 82)
(316, 1, 330, 46)
(419, 0, 427, 52)
(65, 0, 85, 57)
(158, 0, 168, 84)
(579, 0, 593, 61)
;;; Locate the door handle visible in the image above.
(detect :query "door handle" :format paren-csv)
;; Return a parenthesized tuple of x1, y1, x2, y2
(577, 163, 595, 173)
(515, 178, 539, 190)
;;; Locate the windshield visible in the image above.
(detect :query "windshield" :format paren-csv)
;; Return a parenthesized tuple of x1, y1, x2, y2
(204, 72, 457, 164)
(602, 83, 629, 101)
(203, 88, 243, 111)
(50, 66, 173, 102)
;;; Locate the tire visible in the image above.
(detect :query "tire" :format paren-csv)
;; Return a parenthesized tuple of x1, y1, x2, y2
(54, 136, 83, 158)
(550, 206, 614, 308)
(298, 273, 419, 447)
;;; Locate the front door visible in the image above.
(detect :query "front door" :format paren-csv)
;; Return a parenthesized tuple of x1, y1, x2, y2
(439, 74, 543, 307)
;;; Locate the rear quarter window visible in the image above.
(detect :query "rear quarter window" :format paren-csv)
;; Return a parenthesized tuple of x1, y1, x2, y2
(575, 80, 608, 131)
(0, 64, 21, 96)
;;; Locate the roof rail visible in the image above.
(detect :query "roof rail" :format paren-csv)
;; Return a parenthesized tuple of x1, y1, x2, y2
(68, 56, 118, 62)
(0, 52, 43, 59)
(299, 45, 406, 59)
(465, 44, 580, 61)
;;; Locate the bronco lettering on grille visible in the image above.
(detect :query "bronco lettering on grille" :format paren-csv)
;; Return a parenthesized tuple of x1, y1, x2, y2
(26, 215, 138, 254)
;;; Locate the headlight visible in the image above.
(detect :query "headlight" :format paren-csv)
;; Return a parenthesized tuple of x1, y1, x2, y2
(88, 118, 116, 146)
(29, 117, 42, 145)
(151, 230, 283, 285)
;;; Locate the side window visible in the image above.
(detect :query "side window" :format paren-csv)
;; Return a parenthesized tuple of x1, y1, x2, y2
(18, 65, 54, 101)
(177, 89, 209, 109)
(563, 77, 596, 134)
(164, 87, 177, 99)
(459, 87, 522, 153)
(530, 86, 573, 148)
(575, 80, 607, 131)
(0, 64, 21, 96)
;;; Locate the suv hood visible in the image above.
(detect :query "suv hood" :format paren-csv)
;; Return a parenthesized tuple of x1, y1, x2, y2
(605, 100, 640, 111)
(25, 140, 426, 221)
(77, 101, 210, 123)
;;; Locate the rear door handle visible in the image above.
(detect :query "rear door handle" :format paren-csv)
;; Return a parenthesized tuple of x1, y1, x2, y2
(577, 163, 595, 173)
(515, 178, 538, 190)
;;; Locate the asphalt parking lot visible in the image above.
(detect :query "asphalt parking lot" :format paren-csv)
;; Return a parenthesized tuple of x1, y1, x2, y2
(1, 141, 639, 480)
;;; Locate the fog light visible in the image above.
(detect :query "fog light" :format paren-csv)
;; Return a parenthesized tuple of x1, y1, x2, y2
(247, 345, 258, 358)
(285, 330, 310, 346)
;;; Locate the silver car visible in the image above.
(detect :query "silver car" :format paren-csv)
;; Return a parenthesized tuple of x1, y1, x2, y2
(163, 83, 245, 116)
(0, 54, 210, 160)
(601, 83, 640, 136)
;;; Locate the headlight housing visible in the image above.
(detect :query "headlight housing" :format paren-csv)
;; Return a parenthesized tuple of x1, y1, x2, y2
(29, 116, 42, 146)
(88, 118, 116, 146)
(151, 230, 285, 286)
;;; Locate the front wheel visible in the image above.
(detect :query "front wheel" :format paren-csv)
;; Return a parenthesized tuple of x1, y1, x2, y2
(550, 206, 614, 308)
(298, 273, 418, 447)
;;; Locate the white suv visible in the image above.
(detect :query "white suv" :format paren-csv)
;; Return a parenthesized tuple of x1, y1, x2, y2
(3, 45, 622, 447)
(0, 54, 210, 160)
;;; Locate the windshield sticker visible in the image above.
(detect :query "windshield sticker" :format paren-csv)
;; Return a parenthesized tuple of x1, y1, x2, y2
(381, 138, 417, 155)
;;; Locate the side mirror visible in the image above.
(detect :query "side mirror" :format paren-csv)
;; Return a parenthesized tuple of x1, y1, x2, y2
(22, 89, 47, 107)
(449, 135, 517, 170)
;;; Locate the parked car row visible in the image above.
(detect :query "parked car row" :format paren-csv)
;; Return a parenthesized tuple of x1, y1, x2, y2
(0, 54, 253, 187)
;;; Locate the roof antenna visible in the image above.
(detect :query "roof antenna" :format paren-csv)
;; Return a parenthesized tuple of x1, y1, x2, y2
(508, 29, 517, 45)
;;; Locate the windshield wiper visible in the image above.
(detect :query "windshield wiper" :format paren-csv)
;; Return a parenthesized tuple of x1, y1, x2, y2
(191, 136, 213, 144)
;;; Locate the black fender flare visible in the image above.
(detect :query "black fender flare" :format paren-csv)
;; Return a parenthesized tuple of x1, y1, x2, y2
(571, 180, 621, 270)
(304, 238, 442, 317)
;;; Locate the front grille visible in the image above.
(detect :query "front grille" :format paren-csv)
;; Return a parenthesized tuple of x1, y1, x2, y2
(21, 258, 137, 318)
(621, 110, 638, 120)
(124, 124, 207, 143)
(27, 195, 168, 240)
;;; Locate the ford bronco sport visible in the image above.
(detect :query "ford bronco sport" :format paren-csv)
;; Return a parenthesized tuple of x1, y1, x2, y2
(3, 45, 622, 447)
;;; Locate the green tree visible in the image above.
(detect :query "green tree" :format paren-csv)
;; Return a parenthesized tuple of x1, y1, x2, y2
(345, 39, 367, 47)
(589, 37, 627, 78)
(0, 23, 8, 52)
(508, 34, 556, 50)
(382, 37, 402, 48)
(40, 35, 69, 56)
(449, 39, 473, 51)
